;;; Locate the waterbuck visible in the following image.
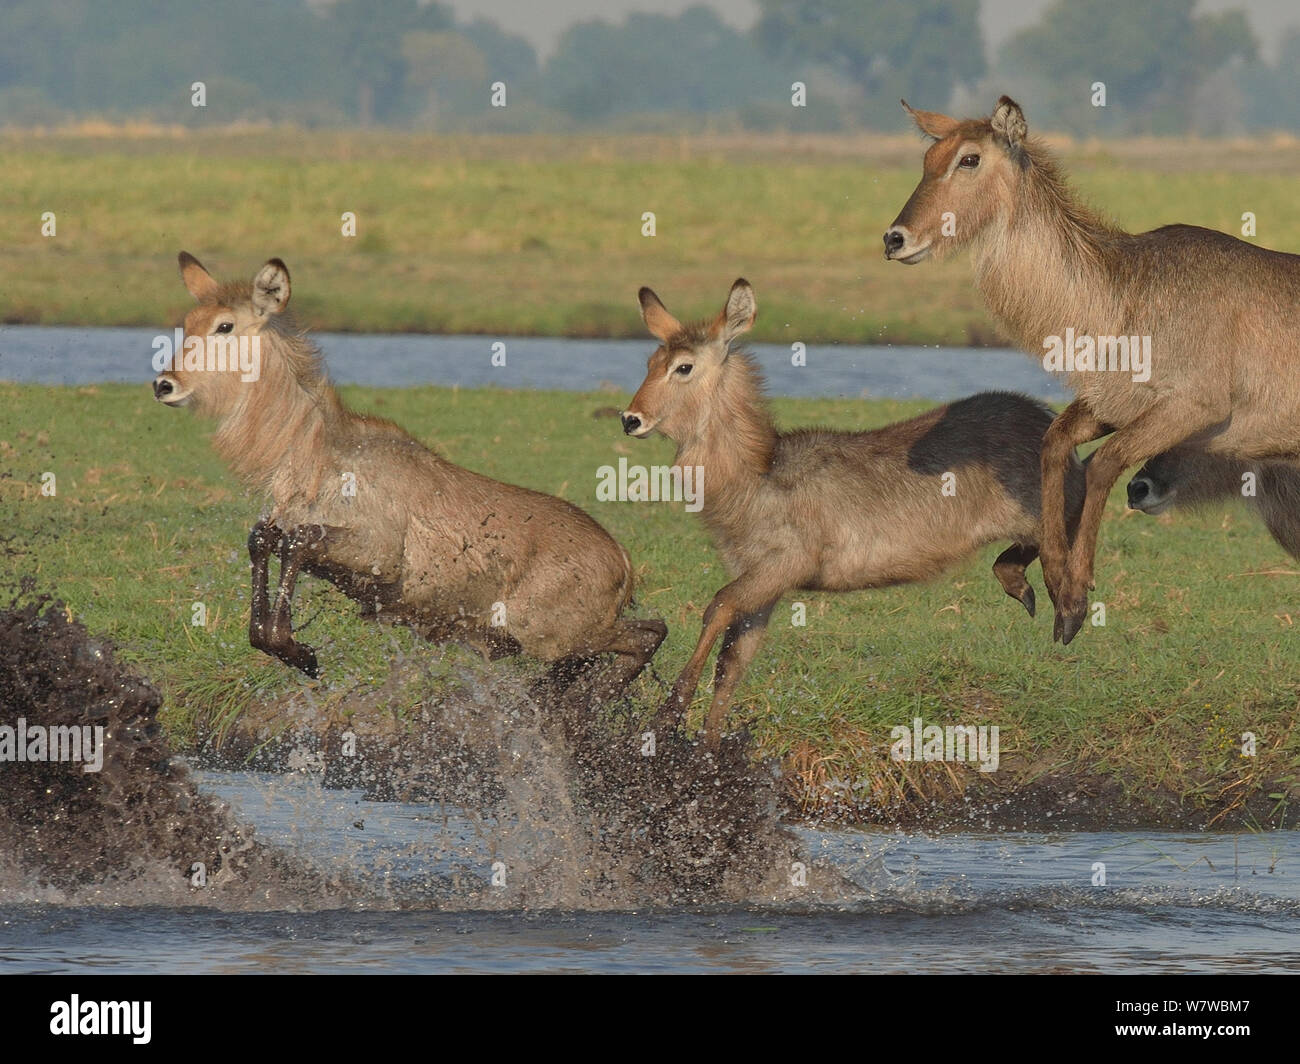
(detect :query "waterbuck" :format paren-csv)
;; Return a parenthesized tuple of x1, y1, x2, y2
(620, 278, 1085, 745)
(885, 96, 1300, 644)
(153, 252, 665, 702)
(1128, 449, 1300, 560)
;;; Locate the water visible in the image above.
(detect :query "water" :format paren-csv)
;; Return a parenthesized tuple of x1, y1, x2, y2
(0, 324, 1067, 401)
(1, 770, 1295, 974)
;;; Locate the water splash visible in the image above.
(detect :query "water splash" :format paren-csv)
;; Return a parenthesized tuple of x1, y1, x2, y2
(0, 594, 830, 910)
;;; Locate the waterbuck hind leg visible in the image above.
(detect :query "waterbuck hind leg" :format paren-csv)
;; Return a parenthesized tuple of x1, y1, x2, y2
(262, 523, 328, 677)
(540, 618, 668, 722)
(992, 543, 1039, 617)
(248, 520, 284, 657)
(590, 617, 667, 704)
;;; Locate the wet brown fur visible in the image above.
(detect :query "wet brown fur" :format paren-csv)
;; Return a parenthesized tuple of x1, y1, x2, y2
(155, 252, 665, 698)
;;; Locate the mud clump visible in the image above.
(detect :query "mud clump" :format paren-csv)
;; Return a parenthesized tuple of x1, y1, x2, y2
(0, 595, 350, 907)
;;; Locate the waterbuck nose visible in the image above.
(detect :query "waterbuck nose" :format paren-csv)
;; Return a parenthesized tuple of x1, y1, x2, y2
(153, 377, 173, 399)
(1126, 476, 1151, 508)
(620, 413, 641, 435)
(883, 228, 906, 256)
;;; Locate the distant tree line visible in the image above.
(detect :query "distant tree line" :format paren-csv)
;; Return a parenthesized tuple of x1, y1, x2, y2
(0, 0, 1291, 134)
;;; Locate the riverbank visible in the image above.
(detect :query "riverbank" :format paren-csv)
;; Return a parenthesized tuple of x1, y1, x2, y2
(7, 128, 1300, 344)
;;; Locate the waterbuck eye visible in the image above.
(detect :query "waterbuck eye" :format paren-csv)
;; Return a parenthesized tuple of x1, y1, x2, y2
(215, 321, 234, 333)
(958, 153, 980, 169)
(674, 363, 693, 377)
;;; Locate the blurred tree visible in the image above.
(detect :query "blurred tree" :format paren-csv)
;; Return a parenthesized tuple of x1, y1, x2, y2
(460, 17, 538, 88)
(998, 0, 1256, 134)
(542, 5, 787, 122)
(402, 30, 488, 122)
(752, 0, 984, 126)
(323, 0, 453, 124)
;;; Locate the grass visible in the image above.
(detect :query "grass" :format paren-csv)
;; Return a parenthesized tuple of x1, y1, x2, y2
(8, 127, 1300, 344)
(3, 380, 1299, 825)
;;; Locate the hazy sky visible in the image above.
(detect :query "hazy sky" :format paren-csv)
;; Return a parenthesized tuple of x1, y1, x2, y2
(444, 0, 1300, 63)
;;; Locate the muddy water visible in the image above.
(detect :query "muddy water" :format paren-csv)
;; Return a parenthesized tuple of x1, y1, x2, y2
(3, 768, 1296, 973)
(0, 324, 1066, 401)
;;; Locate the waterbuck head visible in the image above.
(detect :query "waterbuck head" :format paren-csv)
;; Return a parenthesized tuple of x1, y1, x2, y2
(621, 279, 757, 442)
(883, 96, 1030, 264)
(1127, 448, 1249, 516)
(152, 251, 291, 415)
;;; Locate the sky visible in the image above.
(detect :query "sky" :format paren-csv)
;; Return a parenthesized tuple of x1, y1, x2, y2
(442, 0, 1300, 63)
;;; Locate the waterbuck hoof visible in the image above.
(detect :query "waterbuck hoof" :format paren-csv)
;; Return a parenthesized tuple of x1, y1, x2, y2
(1054, 607, 1085, 646)
(275, 641, 319, 677)
(1021, 586, 1036, 618)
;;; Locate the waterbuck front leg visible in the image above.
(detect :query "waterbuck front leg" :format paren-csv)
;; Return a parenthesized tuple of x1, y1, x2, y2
(1054, 400, 1223, 646)
(261, 523, 329, 677)
(700, 602, 777, 748)
(248, 519, 284, 658)
(1039, 401, 1110, 623)
(658, 577, 783, 735)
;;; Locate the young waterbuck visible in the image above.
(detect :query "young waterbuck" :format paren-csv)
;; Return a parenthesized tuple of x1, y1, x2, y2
(621, 278, 1084, 745)
(154, 252, 665, 702)
(885, 96, 1300, 644)
(1128, 449, 1300, 560)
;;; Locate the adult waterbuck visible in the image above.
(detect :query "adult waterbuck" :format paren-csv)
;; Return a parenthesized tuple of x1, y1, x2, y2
(885, 96, 1300, 644)
(154, 252, 665, 705)
(1128, 450, 1300, 560)
(621, 278, 1084, 745)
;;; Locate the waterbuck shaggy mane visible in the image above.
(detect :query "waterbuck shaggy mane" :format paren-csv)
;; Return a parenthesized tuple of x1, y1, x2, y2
(886, 95, 1300, 645)
(621, 278, 1084, 744)
(154, 252, 665, 699)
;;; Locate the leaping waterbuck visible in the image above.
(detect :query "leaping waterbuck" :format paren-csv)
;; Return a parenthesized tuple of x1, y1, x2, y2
(621, 278, 1085, 745)
(154, 252, 665, 702)
(1128, 450, 1300, 560)
(886, 96, 1300, 644)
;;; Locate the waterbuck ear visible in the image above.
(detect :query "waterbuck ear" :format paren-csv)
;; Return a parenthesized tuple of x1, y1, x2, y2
(991, 95, 1027, 149)
(252, 258, 291, 318)
(639, 286, 682, 343)
(711, 278, 756, 345)
(178, 251, 218, 301)
(901, 99, 959, 141)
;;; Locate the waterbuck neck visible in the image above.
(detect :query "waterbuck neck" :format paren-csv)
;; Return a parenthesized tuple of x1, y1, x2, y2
(971, 151, 1120, 348)
(212, 333, 342, 493)
(673, 353, 777, 515)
